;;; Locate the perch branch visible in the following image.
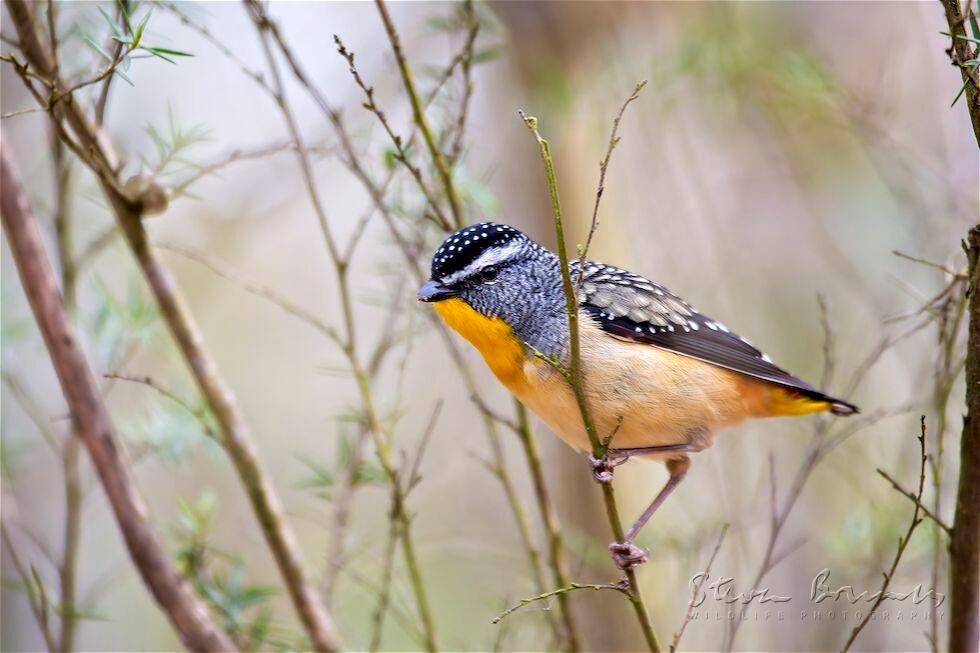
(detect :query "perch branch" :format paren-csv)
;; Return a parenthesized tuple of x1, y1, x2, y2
(520, 110, 662, 653)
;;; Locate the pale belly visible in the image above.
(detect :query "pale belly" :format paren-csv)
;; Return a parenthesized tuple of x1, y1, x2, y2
(511, 323, 768, 458)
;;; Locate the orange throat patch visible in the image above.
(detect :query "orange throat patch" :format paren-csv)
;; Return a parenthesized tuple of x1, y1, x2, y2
(432, 298, 528, 391)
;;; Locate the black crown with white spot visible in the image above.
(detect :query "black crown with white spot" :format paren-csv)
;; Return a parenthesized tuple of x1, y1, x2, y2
(430, 222, 527, 280)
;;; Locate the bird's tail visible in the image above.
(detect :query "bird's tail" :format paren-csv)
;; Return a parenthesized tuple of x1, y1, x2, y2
(767, 387, 859, 417)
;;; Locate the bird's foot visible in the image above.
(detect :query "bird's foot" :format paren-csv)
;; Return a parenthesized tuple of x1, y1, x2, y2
(589, 451, 629, 483)
(609, 540, 648, 570)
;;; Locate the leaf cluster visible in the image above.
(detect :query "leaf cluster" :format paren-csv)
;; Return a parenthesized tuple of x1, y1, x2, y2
(83, 2, 193, 87)
(173, 494, 291, 651)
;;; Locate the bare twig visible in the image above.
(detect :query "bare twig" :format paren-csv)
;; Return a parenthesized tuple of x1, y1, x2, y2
(671, 523, 729, 653)
(170, 140, 333, 198)
(156, 242, 340, 344)
(405, 401, 443, 494)
(160, 1, 272, 95)
(2, 106, 44, 119)
(333, 34, 453, 232)
(893, 250, 967, 280)
(877, 468, 952, 534)
(368, 508, 401, 653)
(577, 80, 646, 282)
(723, 302, 925, 651)
(447, 0, 479, 166)
(842, 417, 930, 651)
(375, 0, 464, 228)
(1, 139, 234, 652)
(74, 224, 120, 272)
(1, 371, 61, 454)
(816, 293, 836, 391)
(103, 373, 218, 441)
(492, 580, 629, 625)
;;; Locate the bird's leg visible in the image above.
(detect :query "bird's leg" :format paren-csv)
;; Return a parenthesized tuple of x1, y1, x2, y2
(589, 443, 692, 484)
(609, 456, 690, 570)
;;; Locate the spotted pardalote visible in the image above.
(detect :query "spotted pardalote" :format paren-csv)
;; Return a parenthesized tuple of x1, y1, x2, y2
(418, 221, 857, 568)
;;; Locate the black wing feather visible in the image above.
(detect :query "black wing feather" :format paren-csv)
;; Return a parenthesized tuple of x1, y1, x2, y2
(572, 261, 857, 415)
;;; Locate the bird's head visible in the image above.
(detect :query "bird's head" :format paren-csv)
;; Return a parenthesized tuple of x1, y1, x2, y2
(417, 222, 560, 328)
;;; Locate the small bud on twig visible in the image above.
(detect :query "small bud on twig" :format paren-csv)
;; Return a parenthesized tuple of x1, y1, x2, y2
(123, 172, 171, 217)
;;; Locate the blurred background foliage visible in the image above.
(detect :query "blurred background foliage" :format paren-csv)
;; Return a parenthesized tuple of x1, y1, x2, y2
(1, 1, 976, 651)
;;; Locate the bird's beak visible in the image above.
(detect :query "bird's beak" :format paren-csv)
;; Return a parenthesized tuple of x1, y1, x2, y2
(417, 279, 457, 303)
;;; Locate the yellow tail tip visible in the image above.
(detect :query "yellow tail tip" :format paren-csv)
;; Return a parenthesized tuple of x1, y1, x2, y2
(768, 388, 858, 417)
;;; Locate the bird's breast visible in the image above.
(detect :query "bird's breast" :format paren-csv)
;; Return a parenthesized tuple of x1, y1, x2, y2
(433, 298, 529, 391)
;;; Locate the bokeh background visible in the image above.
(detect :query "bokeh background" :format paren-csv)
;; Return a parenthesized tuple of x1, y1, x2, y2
(2, 2, 976, 651)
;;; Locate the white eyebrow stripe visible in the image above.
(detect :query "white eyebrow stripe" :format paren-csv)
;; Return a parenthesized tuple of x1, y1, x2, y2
(439, 240, 522, 285)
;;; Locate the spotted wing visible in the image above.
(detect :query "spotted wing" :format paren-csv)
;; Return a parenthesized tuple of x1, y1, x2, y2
(571, 261, 857, 413)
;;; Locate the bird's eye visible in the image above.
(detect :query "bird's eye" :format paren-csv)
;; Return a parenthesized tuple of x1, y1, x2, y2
(481, 265, 499, 281)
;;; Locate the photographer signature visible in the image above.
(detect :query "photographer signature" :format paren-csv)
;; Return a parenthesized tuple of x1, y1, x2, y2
(688, 569, 945, 607)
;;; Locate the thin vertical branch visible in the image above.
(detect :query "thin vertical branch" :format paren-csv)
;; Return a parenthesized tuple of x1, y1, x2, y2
(246, 9, 438, 650)
(513, 401, 581, 651)
(375, 0, 464, 228)
(447, 0, 478, 166)
(949, 225, 980, 653)
(50, 125, 82, 653)
(520, 111, 662, 653)
(941, 0, 980, 145)
(0, 141, 234, 653)
(241, 6, 571, 647)
(368, 510, 400, 652)
(723, 309, 929, 651)
(841, 417, 929, 652)
(577, 80, 646, 279)
(670, 523, 729, 653)
(926, 264, 967, 652)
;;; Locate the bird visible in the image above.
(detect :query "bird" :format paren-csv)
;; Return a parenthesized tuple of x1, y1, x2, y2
(417, 221, 858, 569)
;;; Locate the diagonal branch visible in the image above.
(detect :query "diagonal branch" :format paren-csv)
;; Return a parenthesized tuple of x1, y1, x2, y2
(0, 140, 234, 653)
